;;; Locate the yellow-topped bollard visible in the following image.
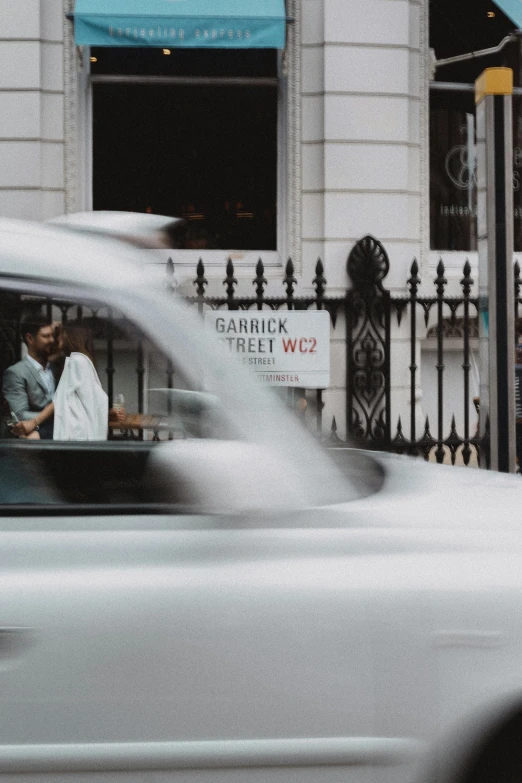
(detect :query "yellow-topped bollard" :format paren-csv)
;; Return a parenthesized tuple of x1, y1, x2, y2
(475, 66, 513, 103)
(475, 67, 515, 472)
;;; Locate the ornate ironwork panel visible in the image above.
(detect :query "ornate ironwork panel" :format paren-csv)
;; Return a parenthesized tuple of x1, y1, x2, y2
(346, 236, 391, 448)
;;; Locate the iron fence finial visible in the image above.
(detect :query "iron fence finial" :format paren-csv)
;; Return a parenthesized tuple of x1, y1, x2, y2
(313, 259, 326, 300)
(224, 258, 237, 300)
(284, 258, 297, 303)
(461, 260, 473, 297)
(435, 259, 447, 296)
(408, 259, 420, 297)
(193, 258, 208, 298)
(253, 258, 267, 306)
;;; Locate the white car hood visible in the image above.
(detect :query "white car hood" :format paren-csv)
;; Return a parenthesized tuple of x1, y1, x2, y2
(330, 449, 522, 531)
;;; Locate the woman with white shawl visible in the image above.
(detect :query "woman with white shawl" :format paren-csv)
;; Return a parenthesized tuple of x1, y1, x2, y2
(53, 322, 109, 441)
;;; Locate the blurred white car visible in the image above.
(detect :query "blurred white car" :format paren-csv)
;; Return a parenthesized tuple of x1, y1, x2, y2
(0, 215, 522, 783)
(49, 210, 185, 248)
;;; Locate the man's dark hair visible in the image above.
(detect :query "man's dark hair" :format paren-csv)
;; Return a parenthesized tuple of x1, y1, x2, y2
(20, 314, 52, 346)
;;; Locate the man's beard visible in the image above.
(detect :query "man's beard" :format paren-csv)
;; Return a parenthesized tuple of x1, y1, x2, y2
(38, 347, 53, 363)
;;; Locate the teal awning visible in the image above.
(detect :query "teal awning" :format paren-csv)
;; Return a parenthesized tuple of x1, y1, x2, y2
(73, 0, 287, 48)
(493, 0, 522, 28)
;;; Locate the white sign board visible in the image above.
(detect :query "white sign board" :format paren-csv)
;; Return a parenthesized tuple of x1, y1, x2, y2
(205, 310, 330, 388)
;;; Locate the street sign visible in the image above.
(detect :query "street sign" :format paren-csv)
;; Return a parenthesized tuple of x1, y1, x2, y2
(205, 310, 330, 388)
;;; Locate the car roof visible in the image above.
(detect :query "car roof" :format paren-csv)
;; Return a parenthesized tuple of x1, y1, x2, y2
(0, 217, 149, 291)
(48, 211, 184, 248)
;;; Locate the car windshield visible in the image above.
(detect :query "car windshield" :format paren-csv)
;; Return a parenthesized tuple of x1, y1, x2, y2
(0, 223, 358, 512)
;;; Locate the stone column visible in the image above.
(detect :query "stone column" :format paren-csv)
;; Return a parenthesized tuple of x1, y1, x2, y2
(301, 0, 426, 439)
(0, 0, 65, 221)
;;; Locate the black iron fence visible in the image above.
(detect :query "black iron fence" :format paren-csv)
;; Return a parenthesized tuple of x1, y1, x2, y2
(4, 233, 522, 466)
(167, 234, 522, 467)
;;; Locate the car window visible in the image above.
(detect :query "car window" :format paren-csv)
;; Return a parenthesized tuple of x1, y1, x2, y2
(0, 255, 357, 518)
(0, 285, 224, 515)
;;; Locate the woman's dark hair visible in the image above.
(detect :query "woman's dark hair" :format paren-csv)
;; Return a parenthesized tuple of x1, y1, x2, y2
(61, 321, 95, 363)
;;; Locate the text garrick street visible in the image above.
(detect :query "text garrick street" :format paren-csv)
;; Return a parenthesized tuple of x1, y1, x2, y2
(215, 316, 288, 360)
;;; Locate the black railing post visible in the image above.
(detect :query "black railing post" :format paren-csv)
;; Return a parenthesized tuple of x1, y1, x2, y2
(283, 258, 298, 413)
(461, 260, 474, 465)
(106, 308, 115, 408)
(346, 236, 391, 449)
(283, 257, 298, 417)
(136, 338, 145, 417)
(434, 260, 447, 464)
(408, 260, 420, 451)
(193, 258, 207, 316)
(166, 257, 174, 287)
(313, 259, 327, 434)
(515, 260, 520, 325)
(166, 357, 174, 398)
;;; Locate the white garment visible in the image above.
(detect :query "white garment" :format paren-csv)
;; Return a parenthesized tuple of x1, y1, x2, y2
(53, 353, 108, 441)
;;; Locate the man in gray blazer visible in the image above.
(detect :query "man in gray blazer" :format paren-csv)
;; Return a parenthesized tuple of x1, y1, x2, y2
(2, 315, 57, 439)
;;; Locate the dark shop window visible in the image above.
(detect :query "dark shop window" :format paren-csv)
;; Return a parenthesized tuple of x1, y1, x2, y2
(91, 48, 279, 251)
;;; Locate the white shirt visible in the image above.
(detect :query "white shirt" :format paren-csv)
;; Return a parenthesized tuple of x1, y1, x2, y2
(26, 354, 55, 398)
(53, 353, 108, 441)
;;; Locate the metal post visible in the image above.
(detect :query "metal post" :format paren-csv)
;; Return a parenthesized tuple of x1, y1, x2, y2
(475, 67, 515, 472)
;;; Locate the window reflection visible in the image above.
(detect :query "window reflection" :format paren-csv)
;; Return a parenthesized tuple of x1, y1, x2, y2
(429, 0, 521, 251)
(430, 92, 522, 251)
(430, 91, 477, 251)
